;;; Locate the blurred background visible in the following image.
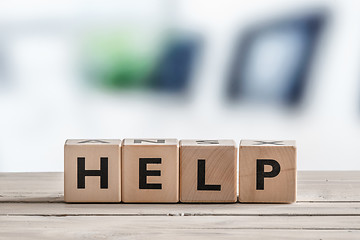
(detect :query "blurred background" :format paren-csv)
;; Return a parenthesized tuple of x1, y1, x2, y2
(1, 0, 360, 172)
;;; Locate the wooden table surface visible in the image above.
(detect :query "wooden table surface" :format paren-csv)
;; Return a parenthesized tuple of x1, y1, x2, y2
(0, 171, 359, 239)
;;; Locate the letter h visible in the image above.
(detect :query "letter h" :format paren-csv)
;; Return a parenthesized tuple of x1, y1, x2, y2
(77, 157, 108, 189)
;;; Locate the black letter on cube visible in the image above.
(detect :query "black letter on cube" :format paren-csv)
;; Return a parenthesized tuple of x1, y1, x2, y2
(134, 139, 165, 144)
(77, 157, 108, 189)
(256, 159, 281, 190)
(197, 159, 221, 191)
(139, 158, 162, 189)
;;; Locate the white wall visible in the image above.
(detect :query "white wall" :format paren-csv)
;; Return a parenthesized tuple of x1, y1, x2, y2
(0, 0, 360, 171)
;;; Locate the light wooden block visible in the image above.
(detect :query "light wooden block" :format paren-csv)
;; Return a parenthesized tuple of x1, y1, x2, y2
(180, 140, 237, 203)
(239, 140, 297, 203)
(64, 139, 121, 203)
(121, 139, 179, 203)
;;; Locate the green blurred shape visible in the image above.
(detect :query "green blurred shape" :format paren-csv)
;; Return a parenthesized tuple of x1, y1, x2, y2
(83, 29, 162, 90)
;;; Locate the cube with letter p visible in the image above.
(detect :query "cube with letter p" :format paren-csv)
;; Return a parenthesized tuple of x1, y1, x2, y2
(239, 140, 296, 203)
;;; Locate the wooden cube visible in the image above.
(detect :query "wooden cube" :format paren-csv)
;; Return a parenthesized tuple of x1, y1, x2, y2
(64, 139, 121, 203)
(180, 140, 237, 203)
(121, 139, 179, 203)
(239, 140, 297, 203)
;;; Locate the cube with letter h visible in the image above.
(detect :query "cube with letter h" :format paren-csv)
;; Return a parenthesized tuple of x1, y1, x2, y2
(180, 140, 237, 203)
(239, 140, 297, 203)
(121, 139, 179, 203)
(64, 139, 121, 202)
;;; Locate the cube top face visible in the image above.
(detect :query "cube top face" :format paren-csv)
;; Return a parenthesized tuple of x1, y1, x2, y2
(66, 139, 121, 146)
(64, 139, 121, 203)
(122, 139, 179, 203)
(240, 140, 296, 147)
(180, 139, 236, 147)
(180, 139, 237, 203)
(239, 140, 296, 203)
(123, 138, 178, 146)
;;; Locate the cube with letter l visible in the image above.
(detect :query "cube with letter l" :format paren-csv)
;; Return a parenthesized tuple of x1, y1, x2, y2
(180, 139, 237, 203)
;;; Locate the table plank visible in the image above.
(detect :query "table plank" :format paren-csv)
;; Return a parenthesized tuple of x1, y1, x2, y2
(1, 171, 360, 202)
(0, 172, 63, 202)
(1, 202, 360, 216)
(0, 216, 359, 240)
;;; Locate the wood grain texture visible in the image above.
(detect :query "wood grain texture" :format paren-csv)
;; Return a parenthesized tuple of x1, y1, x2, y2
(0, 216, 359, 240)
(180, 140, 237, 202)
(64, 139, 121, 203)
(121, 139, 179, 203)
(0, 172, 64, 202)
(0, 172, 360, 239)
(1, 202, 360, 216)
(1, 215, 359, 229)
(239, 140, 296, 203)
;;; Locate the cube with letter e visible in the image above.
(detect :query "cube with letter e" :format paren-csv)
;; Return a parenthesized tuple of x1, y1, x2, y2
(121, 139, 179, 203)
(64, 139, 121, 203)
(239, 140, 297, 203)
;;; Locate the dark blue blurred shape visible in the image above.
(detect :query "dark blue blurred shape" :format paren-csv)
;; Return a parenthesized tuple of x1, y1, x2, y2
(149, 36, 200, 93)
(227, 11, 327, 106)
